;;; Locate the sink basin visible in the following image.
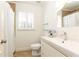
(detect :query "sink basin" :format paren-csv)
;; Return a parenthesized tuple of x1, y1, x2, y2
(41, 36, 79, 57)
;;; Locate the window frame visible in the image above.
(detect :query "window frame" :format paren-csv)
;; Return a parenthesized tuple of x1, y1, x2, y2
(17, 11, 35, 31)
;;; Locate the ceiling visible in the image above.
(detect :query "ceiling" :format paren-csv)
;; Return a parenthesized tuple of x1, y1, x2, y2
(63, 1, 79, 11)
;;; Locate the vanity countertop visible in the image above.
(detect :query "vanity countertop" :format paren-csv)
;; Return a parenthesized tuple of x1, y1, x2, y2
(41, 36, 79, 57)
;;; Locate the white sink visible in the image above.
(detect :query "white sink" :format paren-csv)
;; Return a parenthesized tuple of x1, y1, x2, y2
(41, 36, 79, 57)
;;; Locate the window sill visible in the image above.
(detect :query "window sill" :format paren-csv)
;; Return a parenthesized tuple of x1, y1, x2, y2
(17, 29, 35, 31)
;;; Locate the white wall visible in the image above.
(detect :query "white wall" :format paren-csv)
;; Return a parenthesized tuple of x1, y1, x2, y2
(15, 3, 44, 51)
(43, 1, 58, 36)
(44, 1, 57, 29)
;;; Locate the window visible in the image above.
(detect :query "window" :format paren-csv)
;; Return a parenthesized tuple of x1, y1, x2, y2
(18, 12, 34, 30)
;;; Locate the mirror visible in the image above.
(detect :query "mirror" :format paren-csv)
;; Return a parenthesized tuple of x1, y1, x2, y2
(62, 1, 79, 27)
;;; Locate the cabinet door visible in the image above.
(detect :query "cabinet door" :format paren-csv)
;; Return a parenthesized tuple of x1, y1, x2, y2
(41, 40, 65, 57)
(41, 40, 47, 56)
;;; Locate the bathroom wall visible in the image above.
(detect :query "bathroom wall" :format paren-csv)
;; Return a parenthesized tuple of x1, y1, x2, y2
(15, 2, 44, 51)
(43, 1, 58, 36)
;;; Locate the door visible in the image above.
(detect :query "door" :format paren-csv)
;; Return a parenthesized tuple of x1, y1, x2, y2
(0, 2, 14, 57)
(0, 2, 7, 56)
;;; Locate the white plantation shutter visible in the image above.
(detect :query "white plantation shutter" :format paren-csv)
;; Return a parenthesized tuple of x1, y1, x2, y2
(18, 12, 34, 30)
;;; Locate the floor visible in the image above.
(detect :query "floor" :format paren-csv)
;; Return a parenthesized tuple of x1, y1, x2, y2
(13, 50, 32, 57)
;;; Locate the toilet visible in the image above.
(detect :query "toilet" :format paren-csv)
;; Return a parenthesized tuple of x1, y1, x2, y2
(31, 43, 41, 57)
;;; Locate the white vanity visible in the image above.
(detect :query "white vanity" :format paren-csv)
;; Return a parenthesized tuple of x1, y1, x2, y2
(41, 36, 79, 57)
(41, 38, 65, 57)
